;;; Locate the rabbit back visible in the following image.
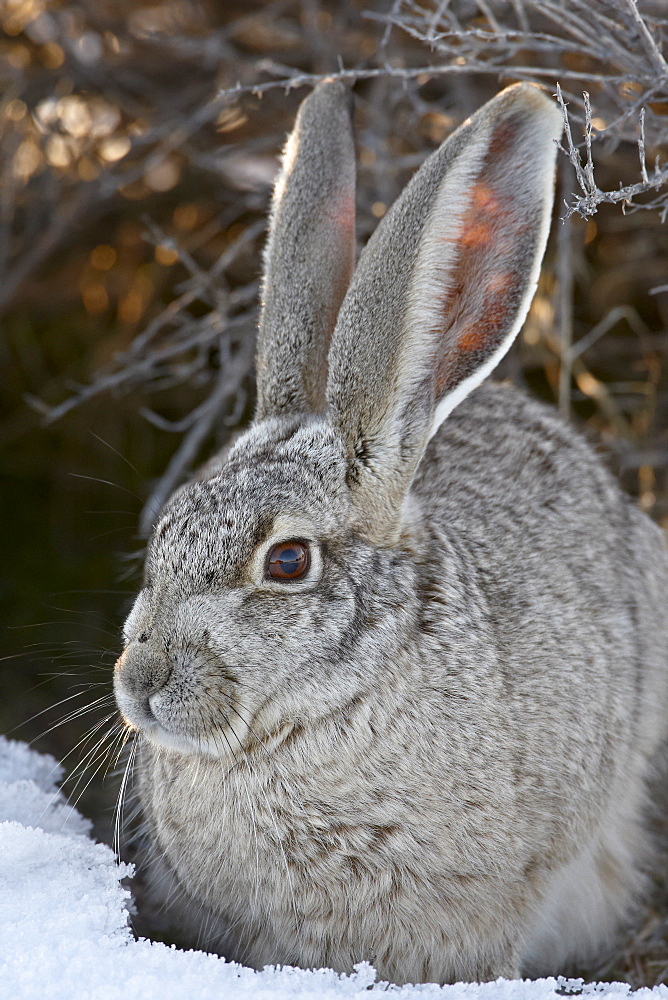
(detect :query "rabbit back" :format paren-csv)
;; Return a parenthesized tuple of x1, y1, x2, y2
(415, 381, 668, 970)
(420, 380, 668, 763)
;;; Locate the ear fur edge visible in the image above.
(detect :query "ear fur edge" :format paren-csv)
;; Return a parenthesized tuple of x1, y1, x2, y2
(321, 83, 563, 545)
(426, 85, 564, 438)
(255, 80, 357, 420)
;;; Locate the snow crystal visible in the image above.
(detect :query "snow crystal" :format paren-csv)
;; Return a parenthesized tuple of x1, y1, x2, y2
(0, 735, 64, 790)
(0, 734, 666, 1000)
(0, 737, 91, 838)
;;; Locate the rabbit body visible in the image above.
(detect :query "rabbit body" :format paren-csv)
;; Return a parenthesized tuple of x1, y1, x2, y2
(127, 385, 668, 984)
(115, 82, 668, 985)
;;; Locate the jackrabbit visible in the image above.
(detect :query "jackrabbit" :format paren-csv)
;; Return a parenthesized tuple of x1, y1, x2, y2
(114, 81, 668, 985)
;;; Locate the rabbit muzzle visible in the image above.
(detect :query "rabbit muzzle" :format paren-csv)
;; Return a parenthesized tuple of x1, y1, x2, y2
(115, 641, 170, 702)
(114, 641, 172, 737)
(114, 625, 262, 758)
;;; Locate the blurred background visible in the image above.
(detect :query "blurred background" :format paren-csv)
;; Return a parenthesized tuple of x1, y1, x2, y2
(1, 0, 667, 984)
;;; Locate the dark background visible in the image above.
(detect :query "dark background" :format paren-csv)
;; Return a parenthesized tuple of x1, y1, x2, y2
(1, 0, 667, 984)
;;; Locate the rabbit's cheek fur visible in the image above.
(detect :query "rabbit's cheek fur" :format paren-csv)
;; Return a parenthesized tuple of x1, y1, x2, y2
(117, 521, 421, 758)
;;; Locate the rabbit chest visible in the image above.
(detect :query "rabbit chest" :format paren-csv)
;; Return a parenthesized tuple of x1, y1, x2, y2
(136, 614, 621, 980)
(140, 729, 533, 979)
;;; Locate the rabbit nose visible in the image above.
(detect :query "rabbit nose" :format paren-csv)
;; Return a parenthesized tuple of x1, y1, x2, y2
(114, 641, 171, 701)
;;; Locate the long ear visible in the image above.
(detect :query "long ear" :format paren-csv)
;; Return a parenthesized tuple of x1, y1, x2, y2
(254, 80, 356, 421)
(326, 83, 562, 545)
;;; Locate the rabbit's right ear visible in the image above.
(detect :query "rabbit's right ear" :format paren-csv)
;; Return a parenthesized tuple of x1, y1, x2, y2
(255, 80, 356, 421)
(326, 83, 562, 545)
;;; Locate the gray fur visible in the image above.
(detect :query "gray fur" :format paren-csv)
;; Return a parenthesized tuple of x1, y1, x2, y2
(114, 82, 668, 985)
(327, 83, 561, 544)
(256, 80, 356, 419)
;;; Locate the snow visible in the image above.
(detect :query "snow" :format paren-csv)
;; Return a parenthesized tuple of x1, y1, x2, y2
(0, 736, 665, 1000)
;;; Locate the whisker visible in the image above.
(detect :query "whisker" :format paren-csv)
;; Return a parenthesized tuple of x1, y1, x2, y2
(55, 712, 121, 787)
(68, 471, 144, 502)
(89, 526, 142, 542)
(114, 731, 138, 858)
(88, 430, 147, 484)
(63, 714, 121, 788)
(9, 619, 120, 640)
(26, 696, 116, 746)
(5, 686, 105, 735)
(39, 604, 123, 632)
(67, 723, 127, 815)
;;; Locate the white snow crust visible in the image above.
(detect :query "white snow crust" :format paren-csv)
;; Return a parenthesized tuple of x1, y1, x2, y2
(0, 735, 666, 1000)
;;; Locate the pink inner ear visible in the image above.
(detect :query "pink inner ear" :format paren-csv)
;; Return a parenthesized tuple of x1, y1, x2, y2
(460, 181, 509, 245)
(317, 188, 357, 344)
(433, 116, 536, 399)
(327, 188, 356, 228)
(323, 187, 356, 257)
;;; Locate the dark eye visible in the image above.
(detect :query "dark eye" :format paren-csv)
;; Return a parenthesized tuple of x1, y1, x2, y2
(266, 540, 310, 581)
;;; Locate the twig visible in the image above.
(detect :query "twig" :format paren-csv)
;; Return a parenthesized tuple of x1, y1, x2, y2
(556, 85, 668, 219)
(557, 163, 574, 417)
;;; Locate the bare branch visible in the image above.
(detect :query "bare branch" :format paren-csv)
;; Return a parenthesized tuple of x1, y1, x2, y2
(556, 85, 668, 220)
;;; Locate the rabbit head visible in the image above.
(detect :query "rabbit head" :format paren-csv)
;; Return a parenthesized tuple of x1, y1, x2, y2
(115, 80, 562, 760)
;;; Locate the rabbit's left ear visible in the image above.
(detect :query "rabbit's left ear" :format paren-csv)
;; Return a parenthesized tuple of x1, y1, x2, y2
(255, 80, 356, 421)
(326, 83, 563, 544)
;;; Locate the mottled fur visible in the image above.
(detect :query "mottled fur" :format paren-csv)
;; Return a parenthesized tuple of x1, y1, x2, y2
(114, 81, 668, 985)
